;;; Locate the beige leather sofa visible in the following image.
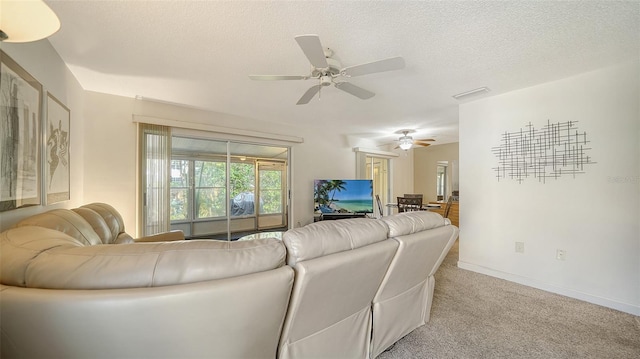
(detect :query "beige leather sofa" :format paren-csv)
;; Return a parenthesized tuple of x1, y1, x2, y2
(1, 204, 458, 359)
(278, 211, 458, 359)
(372, 211, 459, 357)
(0, 203, 294, 359)
(279, 218, 398, 358)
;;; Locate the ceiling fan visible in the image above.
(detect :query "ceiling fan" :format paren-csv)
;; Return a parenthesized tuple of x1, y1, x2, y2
(394, 130, 435, 150)
(249, 34, 405, 105)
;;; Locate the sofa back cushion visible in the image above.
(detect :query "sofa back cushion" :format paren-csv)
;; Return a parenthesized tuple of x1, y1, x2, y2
(71, 207, 126, 244)
(283, 218, 389, 266)
(76, 203, 134, 243)
(0, 226, 287, 289)
(381, 210, 447, 237)
(14, 209, 103, 245)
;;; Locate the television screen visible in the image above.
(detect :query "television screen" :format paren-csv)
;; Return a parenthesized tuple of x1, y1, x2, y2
(314, 179, 374, 214)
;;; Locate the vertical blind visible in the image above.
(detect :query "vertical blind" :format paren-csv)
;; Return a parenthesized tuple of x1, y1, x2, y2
(139, 123, 171, 236)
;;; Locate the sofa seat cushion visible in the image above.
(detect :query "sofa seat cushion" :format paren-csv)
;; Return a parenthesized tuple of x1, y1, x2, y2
(1, 226, 286, 289)
(381, 211, 448, 237)
(283, 218, 389, 266)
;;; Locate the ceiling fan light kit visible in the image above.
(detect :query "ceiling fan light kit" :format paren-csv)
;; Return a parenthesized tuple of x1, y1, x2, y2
(394, 130, 436, 151)
(249, 34, 405, 105)
(399, 136, 414, 150)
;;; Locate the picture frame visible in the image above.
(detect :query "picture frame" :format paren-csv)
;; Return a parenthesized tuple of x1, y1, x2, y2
(45, 92, 70, 204)
(0, 50, 42, 212)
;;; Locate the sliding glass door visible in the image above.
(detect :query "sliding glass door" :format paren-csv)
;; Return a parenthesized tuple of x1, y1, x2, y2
(168, 137, 288, 240)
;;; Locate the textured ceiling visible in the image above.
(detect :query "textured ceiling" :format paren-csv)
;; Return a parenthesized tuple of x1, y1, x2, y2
(45, 0, 639, 146)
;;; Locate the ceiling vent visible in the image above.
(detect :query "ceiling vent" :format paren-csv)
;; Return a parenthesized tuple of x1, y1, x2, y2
(452, 87, 490, 100)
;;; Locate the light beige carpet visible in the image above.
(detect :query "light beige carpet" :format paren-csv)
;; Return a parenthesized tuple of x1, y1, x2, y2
(377, 240, 640, 359)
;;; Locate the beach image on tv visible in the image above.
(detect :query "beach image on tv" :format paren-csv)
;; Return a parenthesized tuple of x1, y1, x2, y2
(314, 179, 374, 214)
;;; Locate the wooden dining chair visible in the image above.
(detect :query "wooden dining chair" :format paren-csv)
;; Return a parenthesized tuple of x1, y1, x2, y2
(403, 194, 423, 199)
(443, 196, 454, 218)
(397, 196, 422, 212)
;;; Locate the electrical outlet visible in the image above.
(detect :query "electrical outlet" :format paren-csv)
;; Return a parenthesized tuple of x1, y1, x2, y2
(515, 242, 525, 253)
(556, 249, 566, 260)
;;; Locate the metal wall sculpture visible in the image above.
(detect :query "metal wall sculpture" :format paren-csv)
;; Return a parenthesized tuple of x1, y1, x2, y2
(492, 120, 595, 183)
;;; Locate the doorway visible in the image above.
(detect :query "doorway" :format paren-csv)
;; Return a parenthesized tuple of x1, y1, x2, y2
(356, 152, 391, 218)
(436, 161, 448, 201)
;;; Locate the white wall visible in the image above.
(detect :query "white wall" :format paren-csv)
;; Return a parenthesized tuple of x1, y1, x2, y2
(459, 61, 640, 315)
(82, 92, 137, 231)
(391, 148, 414, 200)
(0, 41, 85, 231)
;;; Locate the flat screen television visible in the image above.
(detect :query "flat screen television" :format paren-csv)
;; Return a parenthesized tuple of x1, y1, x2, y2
(314, 179, 374, 215)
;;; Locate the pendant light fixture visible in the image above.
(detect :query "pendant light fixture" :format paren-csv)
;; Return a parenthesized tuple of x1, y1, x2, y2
(0, 0, 60, 43)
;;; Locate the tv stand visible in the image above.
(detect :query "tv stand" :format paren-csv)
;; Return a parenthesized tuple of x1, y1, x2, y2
(320, 213, 368, 221)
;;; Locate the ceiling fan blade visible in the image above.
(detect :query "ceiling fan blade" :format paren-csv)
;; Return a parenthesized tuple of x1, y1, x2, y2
(297, 85, 321, 105)
(334, 82, 375, 100)
(249, 75, 307, 81)
(416, 138, 435, 142)
(414, 143, 431, 147)
(342, 56, 405, 77)
(295, 34, 329, 69)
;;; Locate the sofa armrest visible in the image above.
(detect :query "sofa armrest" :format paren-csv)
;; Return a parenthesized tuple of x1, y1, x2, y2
(134, 230, 185, 242)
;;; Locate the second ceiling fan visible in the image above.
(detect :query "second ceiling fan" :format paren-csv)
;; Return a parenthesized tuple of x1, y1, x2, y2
(394, 130, 435, 150)
(249, 34, 405, 105)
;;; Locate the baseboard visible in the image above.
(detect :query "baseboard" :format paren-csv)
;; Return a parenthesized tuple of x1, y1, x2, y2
(457, 260, 640, 316)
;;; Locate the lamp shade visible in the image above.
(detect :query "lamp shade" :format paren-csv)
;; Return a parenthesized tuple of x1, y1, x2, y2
(0, 0, 60, 43)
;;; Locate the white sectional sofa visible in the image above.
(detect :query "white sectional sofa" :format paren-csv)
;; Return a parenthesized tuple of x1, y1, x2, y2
(0, 203, 458, 359)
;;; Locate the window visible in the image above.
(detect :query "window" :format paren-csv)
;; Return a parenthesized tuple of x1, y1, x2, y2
(195, 160, 227, 218)
(171, 160, 260, 220)
(170, 159, 189, 221)
(436, 161, 448, 201)
(259, 165, 284, 215)
(230, 162, 256, 216)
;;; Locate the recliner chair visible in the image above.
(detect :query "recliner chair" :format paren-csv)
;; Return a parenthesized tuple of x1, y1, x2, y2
(371, 211, 459, 357)
(278, 218, 398, 359)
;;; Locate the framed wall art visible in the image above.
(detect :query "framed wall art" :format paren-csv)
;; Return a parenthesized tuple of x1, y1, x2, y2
(45, 92, 70, 204)
(0, 50, 42, 212)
